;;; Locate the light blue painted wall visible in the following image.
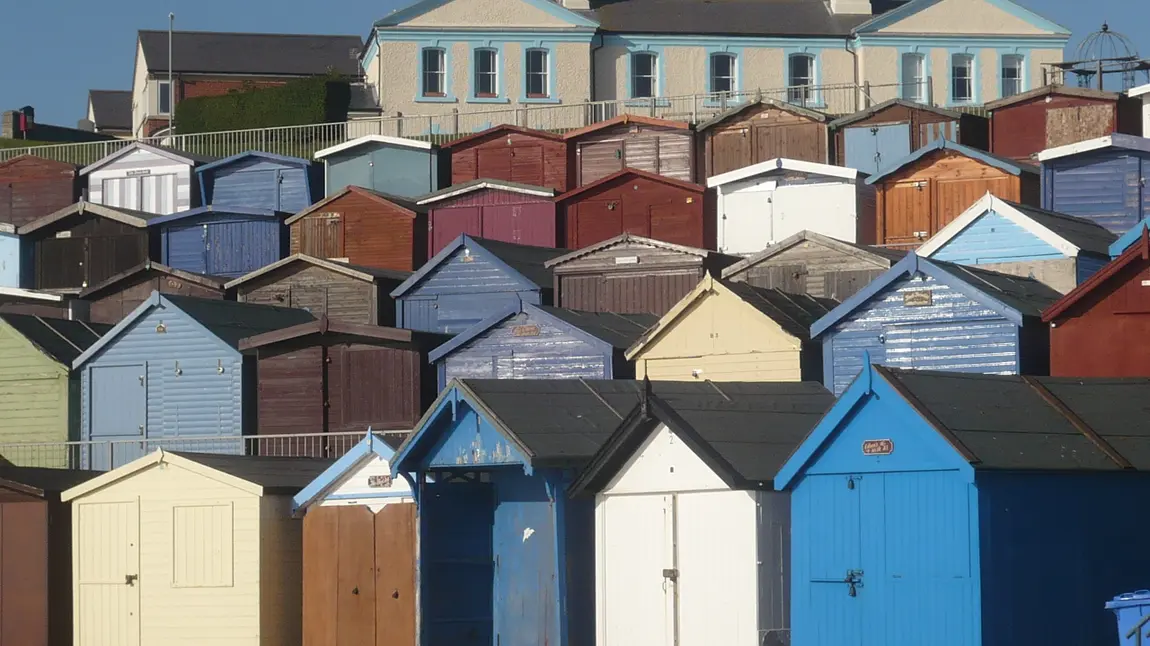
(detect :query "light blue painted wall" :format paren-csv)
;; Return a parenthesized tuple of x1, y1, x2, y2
(843, 123, 911, 176)
(789, 374, 980, 646)
(0, 232, 20, 288)
(822, 273, 1021, 395)
(202, 157, 316, 212)
(1042, 151, 1149, 234)
(928, 210, 1066, 264)
(325, 142, 442, 198)
(161, 213, 287, 278)
(79, 301, 245, 469)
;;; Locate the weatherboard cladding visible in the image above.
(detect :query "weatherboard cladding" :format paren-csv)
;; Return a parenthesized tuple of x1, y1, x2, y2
(568, 118, 695, 186)
(79, 262, 227, 325)
(448, 125, 569, 192)
(1041, 144, 1150, 235)
(288, 187, 427, 272)
(426, 185, 558, 256)
(232, 260, 405, 326)
(558, 170, 710, 250)
(320, 138, 444, 198)
(159, 208, 288, 278)
(24, 206, 161, 292)
(0, 230, 18, 288)
(699, 101, 830, 175)
(0, 156, 81, 228)
(198, 153, 318, 212)
(85, 145, 204, 215)
(78, 295, 313, 469)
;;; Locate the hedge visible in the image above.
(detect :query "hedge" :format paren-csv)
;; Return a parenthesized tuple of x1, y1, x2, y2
(174, 74, 352, 134)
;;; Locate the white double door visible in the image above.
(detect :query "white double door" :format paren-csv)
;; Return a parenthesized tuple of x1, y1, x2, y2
(599, 490, 759, 646)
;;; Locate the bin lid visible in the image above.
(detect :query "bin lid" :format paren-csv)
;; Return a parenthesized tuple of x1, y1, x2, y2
(1106, 591, 1150, 610)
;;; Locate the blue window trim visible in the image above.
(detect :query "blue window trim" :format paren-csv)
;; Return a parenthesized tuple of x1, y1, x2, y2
(947, 48, 978, 107)
(415, 41, 456, 104)
(705, 46, 743, 108)
(468, 43, 509, 104)
(520, 43, 560, 104)
(996, 47, 1028, 101)
(625, 45, 669, 107)
(783, 47, 825, 109)
(896, 46, 932, 104)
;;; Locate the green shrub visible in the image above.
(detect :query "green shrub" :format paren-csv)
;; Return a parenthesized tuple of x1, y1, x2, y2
(175, 74, 352, 134)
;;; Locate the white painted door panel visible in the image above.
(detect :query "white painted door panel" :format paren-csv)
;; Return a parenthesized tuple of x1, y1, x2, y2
(601, 494, 674, 646)
(720, 191, 773, 255)
(76, 499, 140, 646)
(772, 182, 857, 243)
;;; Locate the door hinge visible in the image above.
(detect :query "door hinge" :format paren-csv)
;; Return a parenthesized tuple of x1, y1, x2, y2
(662, 568, 679, 581)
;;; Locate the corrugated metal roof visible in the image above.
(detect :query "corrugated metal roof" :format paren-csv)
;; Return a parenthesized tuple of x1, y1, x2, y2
(0, 314, 110, 365)
(164, 295, 316, 348)
(166, 452, 334, 493)
(138, 30, 364, 76)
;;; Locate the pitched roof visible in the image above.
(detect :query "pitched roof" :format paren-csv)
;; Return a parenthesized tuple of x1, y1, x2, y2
(391, 235, 567, 298)
(544, 232, 734, 268)
(590, 0, 871, 36)
(0, 466, 102, 498)
(828, 98, 964, 129)
(78, 260, 227, 300)
(0, 314, 109, 365)
(146, 205, 289, 228)
(416, 179, 555, 205)
(866, 138, 1038, 185)
(79, 142, 215, 175)
(721, 230, 905, 280)
(163, 294, 317, 348)
(696, 98, 829, 131)
(707, 157, 858, 188)
(17, 201, 164, 235)
(563, 114, 691, 140)
(1037, 133, 1150, 162)
(291, 432, 408, 514)
(443, 124, 565, 149)
(1108, 220, 1150, 258)
(984, 84, 1121, 111)
(570, 381, 834, 494)
(238, 316, 450, 352)
(87, 90, 131, 131)
(313, 134, 435, 159)
(223, 254, 411, 291)
(915, 193, 1116, 259)
(196, 151, 314, 173)
(555, 168, 704, 203)
(427, 302, 656, 362)
(285, 186, 425, 225)
(811, 253, 1062, 337)
(1044, 226, 1150, 322)
(138, 30, 364, 76)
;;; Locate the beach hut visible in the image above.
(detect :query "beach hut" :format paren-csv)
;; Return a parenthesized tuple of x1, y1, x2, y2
(829, 99, 989, 175)
(313, 135, 445, 198)
(721, 230, 905, 300)
(696, 99, 830, 176)
(417, 179, 558, 256)
(0, 155, 80, 227)
(72, 293, 314, 469)
(286, 186, 427, 272)
(565, 115, 695, 186)
(625, 275, 835, 382)
(61, 451, 331, 646)
(0, 223, 19, 288)
(150, 205, 290, 278)
(568, 382, 834, 646)
(445, 124, 568, 192)
(987, 85, 1141, 162)
(546, 233, 738, 315)
(775, 365, 1150, 646)
(391, 234, 565, 334)
(707, 158, 875, 252)
(915, 192, 1115, 294)
(811, 253, 1061, 395)
(1037, 133, 1150, 234)
(80, 142, 212, 214)
(77, 260, 227, 325)
(196, 151, 319, 212)
(293, 433, 417, 646)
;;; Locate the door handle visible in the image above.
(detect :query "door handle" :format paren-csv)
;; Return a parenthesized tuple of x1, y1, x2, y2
(844, 569, 863, 597)
(125, 574, 138, 586)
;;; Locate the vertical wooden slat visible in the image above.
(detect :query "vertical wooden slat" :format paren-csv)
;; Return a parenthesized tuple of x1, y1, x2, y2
(303, 507, 339, 646)
(1, 502, 48, 646)
(337, 506, 377, 646)
(375, 503, 417, 646)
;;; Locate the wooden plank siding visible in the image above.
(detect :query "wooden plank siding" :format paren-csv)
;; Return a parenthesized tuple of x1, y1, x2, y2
(566, 117, 695, 186)
(233, 263, 397, 326)
(0, 322, 71, 465)
(427, 188, 558, 256)
(198, 154, 318, 213)
(989, 90, 1142, 163)
(81, 267, 227, 325)
(722, 235, 900, 301)
(0, 156, 80, 228)
(85, 146, 201, 215)
(26, 213, 157, 292)
(319, 138, 445, 199)
(448, 126, 568, 192)
(699, 103, 829, 177)
(288, 188, 426, 272)
(159, 210, 289, 279)
(1041, 144, 1150, 234)
(831, 102, 989, 172)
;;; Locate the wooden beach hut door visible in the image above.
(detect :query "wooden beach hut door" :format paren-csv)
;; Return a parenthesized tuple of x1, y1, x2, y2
(602, 494, 674, 646)
(75, 499, 140, 646)
(804, 474, 866, 646)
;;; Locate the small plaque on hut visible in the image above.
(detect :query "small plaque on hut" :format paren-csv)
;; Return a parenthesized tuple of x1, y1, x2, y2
(512, 325, 541, 337)
(862, 439, 894, 456)
(367, 474, 392, 488)
(614, 256, 639, 265)
(903, 290, 933, 307)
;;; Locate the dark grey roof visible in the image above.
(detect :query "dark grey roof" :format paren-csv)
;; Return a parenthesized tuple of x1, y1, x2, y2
(477, 238, 569, 290)
(0, 466, 102, 496)
(1002, 199, 1117, 257)
(721, 230, 906, 280)
(331, 260, 413, 283)
(882, 369, 1150, 471)
(723, 281, 838, 339)
(460, 379, 831, 468)
(164, 295, 316, 348)
(87, 90, 131, 131)
(0, 314, 110, 365)
(539, 306, 658, 349)
(570, 381, 835, 492)
(589, 0, 871, 36)
(932, 260, 1063, 318)
(166, 452, 333, 493)
(138, 30, 364, 77)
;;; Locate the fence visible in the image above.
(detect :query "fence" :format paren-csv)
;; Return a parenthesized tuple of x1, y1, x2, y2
(0, 430, 410, 471)
(0, 81, 920, 166)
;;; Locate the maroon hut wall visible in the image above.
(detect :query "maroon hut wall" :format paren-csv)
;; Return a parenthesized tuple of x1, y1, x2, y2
(559, 171, 709, 250)
(0, 156, 80, 227)
(990, 93, 1139, 162)
(427, 188, 558, 256)
(447, 126, 569, 192)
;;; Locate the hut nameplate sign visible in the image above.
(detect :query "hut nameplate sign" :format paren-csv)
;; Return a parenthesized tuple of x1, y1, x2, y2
(903, 290, 933, 307)
(862, 439, 894, 456)
(512, 325, 541, 337)
(368, 474, 393, 488)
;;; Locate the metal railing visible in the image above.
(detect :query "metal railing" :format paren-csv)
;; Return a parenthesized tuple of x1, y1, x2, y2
(0, 430, 411, 471)
(0, 81, 925, 166)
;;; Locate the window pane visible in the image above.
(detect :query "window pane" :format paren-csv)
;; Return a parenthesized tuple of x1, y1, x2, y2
(789, 56, 812, 84)
(423, 49, 444, 95)
(526, 50, 549, 97)
(632, 53, 656, 98)
(1001, 55, 1023, 98)
(475, 50, 497, 96)
(901, 54, 924, 101)
(711, 54, 734, 94)
(158, 82, 171, 114)
(634, 53, 653, 76)
(952, 55, 973, 102)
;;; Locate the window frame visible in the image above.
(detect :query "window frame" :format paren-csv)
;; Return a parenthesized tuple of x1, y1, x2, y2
(630, 51, 658, 100)
(421, 47, 447, 98)
(787, 53, 817, 106)
(1001, 54, 1024, 99)
(900, 53, 926, 103)
(709, 52, 737, 96)
(950, 53, 975, 105)
(473, 48, 499, 99)
(525, 48, 550, 99)
(157, 80, 172, 115)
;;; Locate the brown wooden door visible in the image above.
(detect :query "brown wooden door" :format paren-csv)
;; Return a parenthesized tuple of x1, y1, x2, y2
(338, 506, 377, 646)
(86, 234, 145, 287)
(710, 130, 751, 177)
(36, 236, 86, 289)
(509, 146, 544, 186)
(571, 200, 622, 248)
(300, 215, 345, 259)
(759, 123, 825, 164)
(0, 501, 49, 646)
(934, 177, 1013, 233)
(477, 148, 513, 180)
(303, 507, 339, 646)
(375, 504, 417, 646)
(256, 349, 325, 450)
(881, 180, 931, 248)
(578, 141, 624, 186)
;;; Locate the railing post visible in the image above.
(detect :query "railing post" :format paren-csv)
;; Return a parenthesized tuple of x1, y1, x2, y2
(396, 112, 404, 139)
(649, 97, 656, 117)
(926, 76, 934, 106)
(452, 108, 460, 136)
(691, 95, 698, 125)
(863, 81, 872, 110)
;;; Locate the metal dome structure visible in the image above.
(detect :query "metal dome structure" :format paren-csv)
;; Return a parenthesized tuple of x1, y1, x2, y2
(1051, 23, 1150, 91)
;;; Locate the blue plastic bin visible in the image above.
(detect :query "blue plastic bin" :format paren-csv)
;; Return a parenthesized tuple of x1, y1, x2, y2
(1107, 591, 1150, 645)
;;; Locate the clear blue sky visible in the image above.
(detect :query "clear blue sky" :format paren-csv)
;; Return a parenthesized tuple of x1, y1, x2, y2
(0, 0, 1146, 127)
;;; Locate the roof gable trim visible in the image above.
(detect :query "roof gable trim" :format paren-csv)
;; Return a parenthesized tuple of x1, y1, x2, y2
(915, 192, 1082, 258)
(390, 234, 538, 298)
(61, 449, 264, 501)
(313, 134, 434, 158)
(707, 157, 857, 188)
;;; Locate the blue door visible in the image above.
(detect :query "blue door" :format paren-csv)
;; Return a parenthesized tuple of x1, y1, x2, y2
(164, 224, 208, 274)
(492, 471, 558, 646)
(802, 474, 866, 646)
(844, 124, 911, 176)
(422, 481, 495, 646)
(88, 364, 148, 470)
(213, 169, 278, 209)
(207, 220, 278, 278)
